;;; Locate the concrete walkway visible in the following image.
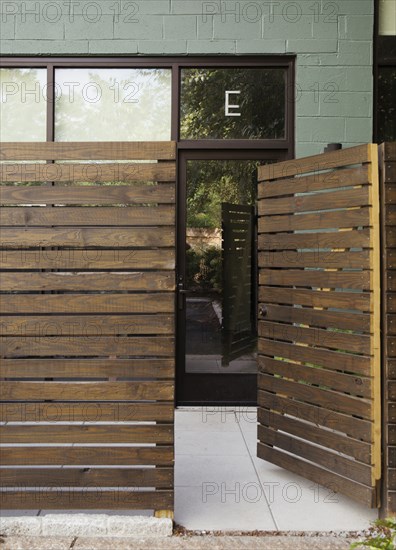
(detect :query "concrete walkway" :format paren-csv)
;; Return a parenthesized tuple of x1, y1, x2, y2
(0, 535, 356, 550)
(175, 407, 377, 531)
(0, 407, 377, 538)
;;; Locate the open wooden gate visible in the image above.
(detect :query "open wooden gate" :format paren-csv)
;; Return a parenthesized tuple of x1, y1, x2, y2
(257, 144, 381, 507)
(0, 142, 176, 514)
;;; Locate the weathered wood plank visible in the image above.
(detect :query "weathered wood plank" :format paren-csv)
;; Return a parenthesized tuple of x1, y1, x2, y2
(0, 381, 174, 401)
(0, 424, 174, 444)
(258, 166, 369, 198)
(0, 315, 174, 336)
(258, 229, 370, 250)
(0, 358, 174, 379)
(259, 356, 371, 397)
(258, 425, 371, 484)
(0, 162, 176, 183)
(0, 446, 174, 466)
(258, 187, 369, 216)
(259, 287, 371, 311)
(0, 206, 175, 226)
(258, 409, 371, 463)
(0, 184, 175, 205)
(0, 227, 175, 248)
(258, 339, 371, 376)
(0, 294, 174, 314)
(259, 208, 370, 233)
(0, 468, 173, 488)
(0, 249, 175, 270)
(259, 269, 371, 290)
(1, 336, 174, 357)
(258, 144, 369, 181)
(258, 394, 372, 442)
(261, 304, 371, 332)
(257, 444, 374, 506)
(258, 320, 370, 354)
(258, 373, 371, 418)
(259, 250, 370, 270)
(0, 142, 176, 161)
(0, 271, 175, 292)
(0, 402, 174, 422)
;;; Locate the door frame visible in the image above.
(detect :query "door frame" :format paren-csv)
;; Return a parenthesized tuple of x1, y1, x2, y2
(176, 149, 289, 406)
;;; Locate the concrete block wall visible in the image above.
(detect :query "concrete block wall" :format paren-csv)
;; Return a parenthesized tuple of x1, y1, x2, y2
(0, 0, 374, 156)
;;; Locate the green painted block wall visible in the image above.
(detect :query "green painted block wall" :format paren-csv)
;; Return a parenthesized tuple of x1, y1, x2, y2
(0, 0, 374, 157)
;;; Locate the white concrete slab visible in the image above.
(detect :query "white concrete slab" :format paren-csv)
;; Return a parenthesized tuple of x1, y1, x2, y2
(174, 408, 378, 532)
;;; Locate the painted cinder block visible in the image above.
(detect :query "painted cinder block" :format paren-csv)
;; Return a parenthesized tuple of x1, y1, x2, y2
(0, 0, 375, 156)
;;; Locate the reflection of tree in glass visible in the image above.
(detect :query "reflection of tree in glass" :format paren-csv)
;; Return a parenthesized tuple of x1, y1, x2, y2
(55, 69, 171, 141)
(180, 68, 285, 140)
(0, 68, 47, 142)
(187, 160, 258, 229)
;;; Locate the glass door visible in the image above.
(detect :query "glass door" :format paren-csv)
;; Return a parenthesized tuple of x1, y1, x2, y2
(176, 150, 286, 405)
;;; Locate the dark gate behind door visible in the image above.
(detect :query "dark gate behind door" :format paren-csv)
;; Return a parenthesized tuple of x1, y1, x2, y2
(222, 203, 256, 366)
(0, 141, 176, 515)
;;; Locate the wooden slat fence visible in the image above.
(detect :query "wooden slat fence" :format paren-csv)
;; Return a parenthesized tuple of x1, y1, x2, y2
(257, 144, 381, 507)
(380, 141, 396, 515)
(0, 142, 176, 514)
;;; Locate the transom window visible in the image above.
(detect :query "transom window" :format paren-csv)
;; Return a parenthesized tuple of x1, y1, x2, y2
(0, 58, 294, 150)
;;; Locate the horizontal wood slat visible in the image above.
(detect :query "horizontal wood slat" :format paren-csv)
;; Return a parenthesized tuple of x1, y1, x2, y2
(258, 229, 370, 250)
(261, 304, 371, 333)
(0, 424, 174, 444)
(259, 208, 370, 233)
(0, 141, 176, 513)
(0, 337, 175, 357)
(0, 142, 176, 161)
(258, 144, 370, 181)
(0, 402, 174, 422)
(1, 294, 174, 314)
(0, 227, 175, 248)
(258, 166, 369, 198)
(257, 443, 375, 507)
(0, 315, 174, 336)
(0, 468, 173, 488)
(259, 269, 371, 291)
(0, 162, 176, 183)
(0, 184, 175, 205)
(0, 250, 175, 270)
(0, 206, 175, 226)
(0, 358, 174, 380)
(258, 186, 369, 216)
(0, 446, 174, 466)
(0, 491, 174, 510)
(257, 144, 381, 509)
(0, 271, 175, 292)
(259, 287, 371, 311)
(0, 381, 174, 401)
(258, 373, 371, 419)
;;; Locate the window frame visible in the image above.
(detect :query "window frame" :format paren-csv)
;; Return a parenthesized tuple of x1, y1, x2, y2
(0, 56, 295, 154)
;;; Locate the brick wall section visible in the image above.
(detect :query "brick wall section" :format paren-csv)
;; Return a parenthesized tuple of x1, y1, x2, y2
(0, 0, 374, 157)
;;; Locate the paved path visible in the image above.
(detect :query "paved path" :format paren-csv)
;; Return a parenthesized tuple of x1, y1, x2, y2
(1, 535, 357, 550)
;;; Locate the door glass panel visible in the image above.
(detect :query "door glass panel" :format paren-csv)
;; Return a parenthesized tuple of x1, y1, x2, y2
(0, 68, 47, 141)
(55, 68, 172, 141)
(180, 68, 286, 140)
(185, 160, 260, 374)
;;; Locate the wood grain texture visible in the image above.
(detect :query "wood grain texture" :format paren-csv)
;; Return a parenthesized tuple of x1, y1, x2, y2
(0, 141, 176, 161)
(0, 141, 176, 512)
(257, 144, 381, 509)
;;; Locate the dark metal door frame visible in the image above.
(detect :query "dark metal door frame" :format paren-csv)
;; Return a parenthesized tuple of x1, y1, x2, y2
(176, 149, 289, 406)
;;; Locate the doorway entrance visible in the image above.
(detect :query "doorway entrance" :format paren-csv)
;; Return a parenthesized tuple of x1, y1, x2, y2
(176, 150, 287, 405)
